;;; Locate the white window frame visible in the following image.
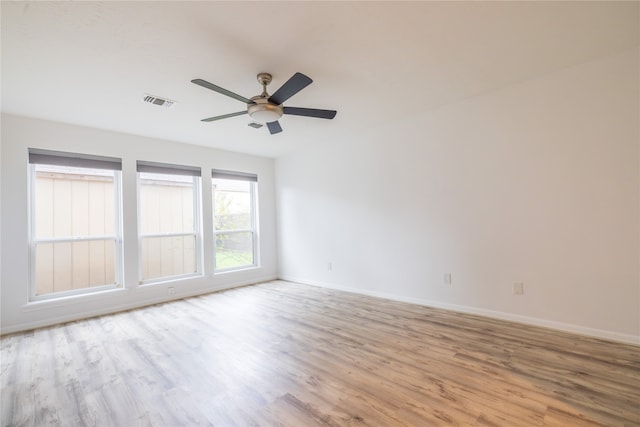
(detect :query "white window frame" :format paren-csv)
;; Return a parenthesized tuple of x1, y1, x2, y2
(212, 169, 259, 273)
(137, 161, 202, 285)
(28, 149, 124, 301)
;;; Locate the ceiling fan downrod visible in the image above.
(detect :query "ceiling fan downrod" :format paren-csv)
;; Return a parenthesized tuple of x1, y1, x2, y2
(256, 72, 272, 98)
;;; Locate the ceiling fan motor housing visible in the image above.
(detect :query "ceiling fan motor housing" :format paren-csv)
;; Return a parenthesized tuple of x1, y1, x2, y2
(248, 97, 283, 123)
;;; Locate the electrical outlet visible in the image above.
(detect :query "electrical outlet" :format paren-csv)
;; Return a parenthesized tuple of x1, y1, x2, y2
(513, 282, 524, 295)
(328, 262, 332, 271)
(444, 273, 452, 285)
(168, 287, 176, 295)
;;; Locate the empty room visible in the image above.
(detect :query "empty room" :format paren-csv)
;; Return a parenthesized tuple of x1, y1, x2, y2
(1, 1, 639, 426)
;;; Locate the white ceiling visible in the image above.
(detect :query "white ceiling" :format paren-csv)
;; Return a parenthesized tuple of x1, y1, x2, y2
(2, 1, 638, 158)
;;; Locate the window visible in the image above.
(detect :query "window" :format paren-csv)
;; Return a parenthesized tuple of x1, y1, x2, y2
(137, 161, 201, 283)
(212, 170, 258, 271)
(28, 149, 123, 300)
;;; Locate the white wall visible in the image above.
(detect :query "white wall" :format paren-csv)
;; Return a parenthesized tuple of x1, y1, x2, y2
(0, 114, 278, 333)
(276, 48, 640, 344)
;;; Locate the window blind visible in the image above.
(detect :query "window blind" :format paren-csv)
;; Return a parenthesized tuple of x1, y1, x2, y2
(29, 148, 122, 171)
(137, 161, 201, 177)
(211, 169, 258, 182)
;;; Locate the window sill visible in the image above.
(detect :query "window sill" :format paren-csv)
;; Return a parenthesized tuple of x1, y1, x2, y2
(214, 265, 260, 275)
(22, 287, 128, 312)
(138, 273, 203, 286)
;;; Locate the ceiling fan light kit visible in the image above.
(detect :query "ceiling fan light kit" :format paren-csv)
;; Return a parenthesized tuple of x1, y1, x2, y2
(191, 72, 336, 135)
(248, 98, 283, 123)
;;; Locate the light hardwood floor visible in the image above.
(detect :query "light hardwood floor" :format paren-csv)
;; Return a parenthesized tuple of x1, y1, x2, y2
(1, 280, 639, 426)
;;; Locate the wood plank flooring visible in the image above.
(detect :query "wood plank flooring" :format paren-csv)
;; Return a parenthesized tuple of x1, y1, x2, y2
(2, 280, 639, 426)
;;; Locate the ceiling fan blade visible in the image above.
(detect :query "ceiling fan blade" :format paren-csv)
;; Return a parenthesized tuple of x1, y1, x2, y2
(266, 121, 283, 135)
(201, 111, 247, 122)
(268, 72, 313, 105)
(283, 107, 337, 119)
(191, 79, 254, 104)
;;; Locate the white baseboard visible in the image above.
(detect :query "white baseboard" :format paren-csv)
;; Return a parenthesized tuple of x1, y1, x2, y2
(1, 275, 278, 335)
(279, 275, 640, 346)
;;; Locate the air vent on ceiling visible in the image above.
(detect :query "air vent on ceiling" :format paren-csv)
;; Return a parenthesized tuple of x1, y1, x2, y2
(248, 122, 263, 129)
(143, 94, 176, 108)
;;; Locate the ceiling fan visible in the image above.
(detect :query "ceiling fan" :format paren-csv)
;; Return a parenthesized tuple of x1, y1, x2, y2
(191, 72, 337, 135)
